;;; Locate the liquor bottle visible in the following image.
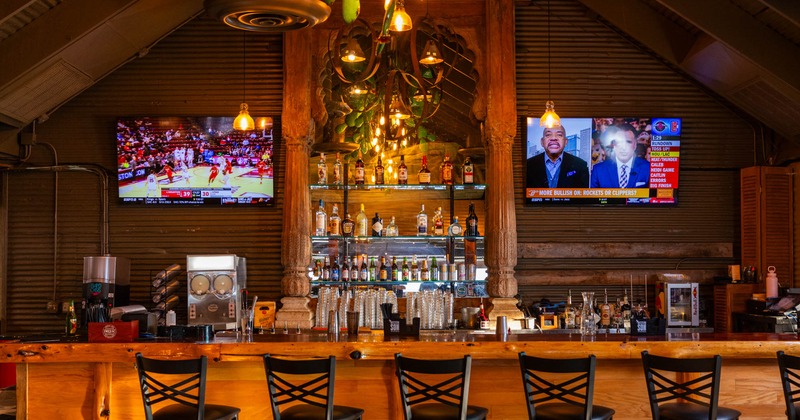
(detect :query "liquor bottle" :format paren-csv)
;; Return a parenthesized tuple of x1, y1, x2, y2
(478, 299, 489, 328)
(600, 289, 611, 327)
(351, 256, 360, 282)
(312, 258, 322, 280)
(369, 257, 378, 281)
(66, 300, 77, 336)
(418, 155, 431, 184)
(328, 204, 341, 236)
(631, 300, 649, 335)
(375, 155, 385, 185)
(432, 207, 444, 235)
(462, 156, 474, 184)
(621, 289, 632, 332)
(391, 256, 399, 280)
(398, 155, 408, 185)
(317, 153, 328, 185)
(440, 153, 454, 185)
(411, 255, 419, 281)
(379, 256, 388, 281)
(331, 256, 340, 281)
(341, 256, 350, 281)
(356, 204, 369, 237)
(371, 212, 383, 237)
(333, 152, 343, 185)
(322, 256, 331, 280)
(430, 256, 440, 281)
(564, 290, 577, 329)
(354, 151, 365, 185)
(360, 255, 368, 281)
(465, 202, 479, 236)
(342, 213, 355, 237)
(417, 204, 428, 236)
(448, 216, 463, 236)
(420, 258, 429, 281)
(401, 257, 410, 280)
(386, 216, 399, 237)
(315, 199, 328, 236)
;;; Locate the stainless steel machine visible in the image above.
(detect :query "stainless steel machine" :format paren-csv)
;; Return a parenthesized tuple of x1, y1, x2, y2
(186, 254, 246, 330)
(83, 255, 131, 324)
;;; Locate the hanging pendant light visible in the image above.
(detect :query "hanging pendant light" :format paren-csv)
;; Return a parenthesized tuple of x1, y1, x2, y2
(419, 39, 443, 65)
(341, 37, 366, 63)
(539, 0, 561, 128)
(234, 32, 255, 131)
(391, 0, 413, 32)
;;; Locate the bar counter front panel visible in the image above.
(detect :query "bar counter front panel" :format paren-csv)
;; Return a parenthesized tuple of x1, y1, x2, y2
(3, 332, 797, 419)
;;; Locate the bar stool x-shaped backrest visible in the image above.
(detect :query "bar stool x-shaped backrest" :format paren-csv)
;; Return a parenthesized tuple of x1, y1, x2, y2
(777, 350, 800, 419)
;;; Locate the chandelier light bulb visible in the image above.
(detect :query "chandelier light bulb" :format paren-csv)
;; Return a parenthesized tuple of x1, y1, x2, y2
(234, 103, 255, 131)
(391, 0, 412, 32)
(539, 100, 561, 128)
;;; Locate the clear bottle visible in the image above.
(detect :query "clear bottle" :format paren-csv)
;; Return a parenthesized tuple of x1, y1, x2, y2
(371, 212, 383, 237)
(411, 255, 419, 281)
(440, 153, 454, 185)
(462, 156, 474, 184)
(398, 155, 408, 185)
(315, 199, 328, 236)
(375, 155, 385, 185)
(621, 289, 632, 332)
(66, 300, 77, 336)
(448, 216, 463, 236)
(328, 204, 341, 236)
(341, 213, 355, 237)
(379, 256, 388, 280)
(356, 204, 369, 237)
(420, 258, 429, 281)
(354, 151, 365, 185)
(317, 152, 328, 185)
(417, 204, 428, 236)
(564, 290, 576, 329)
(401, 257, 410, 280)
(432, 207, 444, 235)
(465, 202, 479, 236)
(418, 155, 431, 184)
(333, 152, 343, 185)
(386, 216, 399, 237)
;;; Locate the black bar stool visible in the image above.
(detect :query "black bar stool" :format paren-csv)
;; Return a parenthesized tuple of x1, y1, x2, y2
(394, 353, 488, 420)
(134, 352, 240, 420)
(641, 351, 741, 420)
(777, 350, 800, 419)
(262, 354, 364, 420)
(518, 352, 614, 420)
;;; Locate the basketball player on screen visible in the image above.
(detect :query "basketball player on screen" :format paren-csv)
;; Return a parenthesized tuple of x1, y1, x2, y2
(257, 160, 267, 184)
(146, 170, 159, 197)
(208, 164, 219, 186)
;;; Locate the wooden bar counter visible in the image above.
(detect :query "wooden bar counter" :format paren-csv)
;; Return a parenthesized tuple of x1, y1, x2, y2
(2, 331, 798, 419)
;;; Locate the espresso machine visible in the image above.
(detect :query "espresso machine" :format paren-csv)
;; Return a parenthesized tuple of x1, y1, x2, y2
(186, 254, 246, 330)
(83, 255, 131, 324)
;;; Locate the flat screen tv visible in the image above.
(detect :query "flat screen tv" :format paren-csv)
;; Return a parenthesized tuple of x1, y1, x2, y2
(116, 116, 277, 206)
(523, 117, 681, 206)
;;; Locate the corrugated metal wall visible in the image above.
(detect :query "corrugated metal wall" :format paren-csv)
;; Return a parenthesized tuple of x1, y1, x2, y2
(514, 0, 755, 290)
(3, 17, 284, 334)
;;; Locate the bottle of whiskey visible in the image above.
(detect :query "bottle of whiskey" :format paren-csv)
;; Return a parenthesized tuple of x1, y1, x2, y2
(621, 289, 632, 332)
(564, 290, 576, 329)
(356, 204, 369, 237)
(462, 156, 474, 184)
(600, 289, 611, 328)
(440, 153, 453, 185)
(375, 155, 385, 185)
(333, 152, 343, 185)
(401, 257, 410, 280)
(317, 153, 328, 185)
(328, 204, 341, 236)
(417, 204, 428, 236)
(342, 213, 355, 237)
(432, 207, 444, 235)
(354, 151, 365, 185)
(418, 156, 431, 184)
(371, 212, 383, 237)
(315, 199, 328, 236)
(465, 202, 479, 236)
(398, 155, 408, 185)
(66, 300, 77, 336)
(386, 216, 399, 237)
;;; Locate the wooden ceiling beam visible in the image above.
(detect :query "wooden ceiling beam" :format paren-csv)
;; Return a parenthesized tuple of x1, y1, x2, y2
(756, 0, 800, 28)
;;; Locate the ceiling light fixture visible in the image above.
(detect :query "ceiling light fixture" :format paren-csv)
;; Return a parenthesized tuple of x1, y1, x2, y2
(539, 0, 561, 128)
(234, 32, 255, 131)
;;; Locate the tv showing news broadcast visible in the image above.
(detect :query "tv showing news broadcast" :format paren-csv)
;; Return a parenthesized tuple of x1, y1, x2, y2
(523, 117, 681, 205)
(116, 116, 277, 206)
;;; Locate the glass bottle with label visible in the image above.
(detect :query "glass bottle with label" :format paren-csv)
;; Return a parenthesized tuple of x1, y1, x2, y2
(420, 258, 429, 281)
(401, 257, 410, 280)
(331, 256, 340, 281)
(411, 255, 419, 281)
(417, 204, 428, 236)
(66, 300, 77, 336)
(398, 155, 408, 185)
(418, 156, 431, 184)
(371, 212, 383, 237)
(341, 256, 350, 281)
(621, 289, 632, 332)
(333, 152, 343, 185)
(341, 213, 355, 237)
(328, 204, 341, 236)
(440, 153, 453, 185)
(351, 256, 360, 282)
(317, 153, 328, 185)
(379, 256, 388, 281)
(465, 202, 479, 236)
(391, 256, 399, 280)
(322, 256, 331, 280)
(432, 207, 444, 235)
(600, 288, 611, 328)
(356, 204, 369, 237)
(386, 216, 399, 236)
(462, 156, 474, 184)
(564, 290, 576, 329)
(315, 199, 327, 236)
(375, 155, 385, 185)
(369, 257, 378, 281)
(430, 256, 439, 281)
(354, 151, 365, 185)
(448, 216, 463, 236)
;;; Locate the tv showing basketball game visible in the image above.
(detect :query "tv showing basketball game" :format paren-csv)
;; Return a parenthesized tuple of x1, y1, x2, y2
(116, 116, 277, 205)
(523, 117, 681, 205)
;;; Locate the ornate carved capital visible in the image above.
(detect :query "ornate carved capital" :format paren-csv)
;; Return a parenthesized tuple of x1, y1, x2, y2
(281, 270, 311, 297)
(488, 271, 518, 298)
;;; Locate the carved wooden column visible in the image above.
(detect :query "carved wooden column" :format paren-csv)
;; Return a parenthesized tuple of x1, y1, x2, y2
(484, 0, 522, 323)
(277, 29, 314, 329)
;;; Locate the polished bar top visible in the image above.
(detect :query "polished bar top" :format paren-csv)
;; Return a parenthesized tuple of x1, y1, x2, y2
(2, 330, 800, 363)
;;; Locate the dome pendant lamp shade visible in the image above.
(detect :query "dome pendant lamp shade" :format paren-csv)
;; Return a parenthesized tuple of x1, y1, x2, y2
(391, 0, 413, 32)
(419, 40, 443, 65)
(234, 103, 255, 131)
(539, 0, 561, 128)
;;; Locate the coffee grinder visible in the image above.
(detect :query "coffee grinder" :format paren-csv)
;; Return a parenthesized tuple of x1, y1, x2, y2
(83, 255, 130, 324)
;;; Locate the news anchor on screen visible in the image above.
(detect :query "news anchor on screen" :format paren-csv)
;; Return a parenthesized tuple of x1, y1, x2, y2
(526, 125, 589, 188)
(590, 123, 650, 188)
